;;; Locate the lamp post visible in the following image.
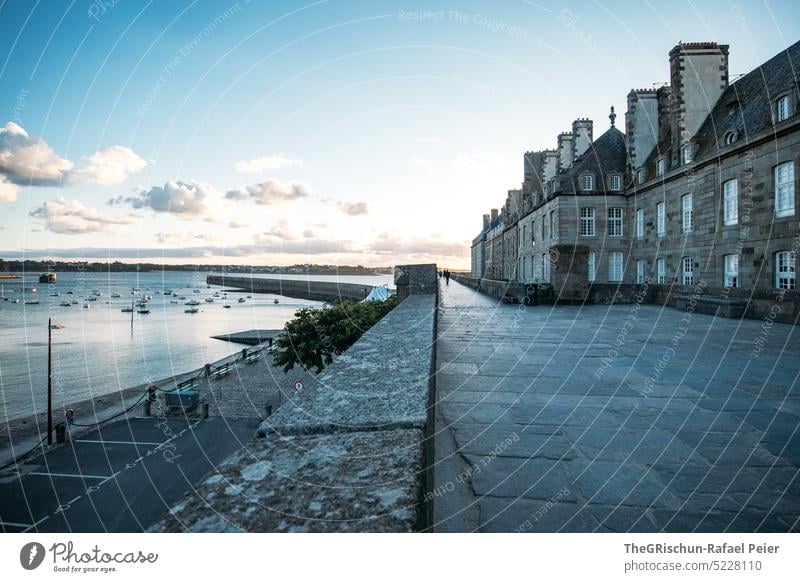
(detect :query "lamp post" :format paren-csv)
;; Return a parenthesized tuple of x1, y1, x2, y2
(47, 317, 53, 445)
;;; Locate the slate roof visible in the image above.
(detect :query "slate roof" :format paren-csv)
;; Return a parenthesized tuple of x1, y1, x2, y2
(557, 126, 628, 194)
(693, 39, 800, 159)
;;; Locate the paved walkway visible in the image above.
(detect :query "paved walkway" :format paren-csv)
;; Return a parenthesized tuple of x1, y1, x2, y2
(433, 281, 800, 532)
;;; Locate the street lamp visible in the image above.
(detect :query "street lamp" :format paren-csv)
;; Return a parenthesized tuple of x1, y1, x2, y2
(47, 318, 64, 446)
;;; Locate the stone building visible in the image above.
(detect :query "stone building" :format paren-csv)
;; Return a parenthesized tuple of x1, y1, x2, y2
(471, 40, 799, 303)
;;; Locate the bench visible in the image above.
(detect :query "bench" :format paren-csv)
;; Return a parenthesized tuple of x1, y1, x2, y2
(210, 362, 232, 378)
(673, 294, 748, 318)
(176, 378, 197, 390)
(244, 352, 261, 364)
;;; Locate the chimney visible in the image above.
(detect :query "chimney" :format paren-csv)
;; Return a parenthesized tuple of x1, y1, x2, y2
(490, 208, 499, 222)
(625, 89, 658, 171)
(656, 86, 673, 152)
(669, 42, 729, 147)
(571, 119, 593, 159)
(542, 150, 559, 182)
(557, 132, 574, 171)
(482, 214, 490, 230)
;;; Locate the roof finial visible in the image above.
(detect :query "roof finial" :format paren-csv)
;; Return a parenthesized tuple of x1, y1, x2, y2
(609, 106, 616, 127)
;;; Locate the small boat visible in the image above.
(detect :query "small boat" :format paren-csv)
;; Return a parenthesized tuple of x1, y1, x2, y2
(172, 293, 179, 297)
(87, 296, 97, 302)
(204, 297, 214, 303)
(185, 307, 199, 313)
(185, 299, 200, 306)
(192, 289, 201, 294)
(83, 303, 90, 309)
(66, 291, 74, 295)
(39, 272, 57, 284)
(60, 301, 71, 307)
(11, 298, 20, 303)
(71, 299, 78, 305)
(24, 299, 40, 305)
(223, 304, 231, 309)
(137, 308, 150, 314)
(50, 292, 60, 297)
(111, 292, 121, 298)
(164, 289, 173, 295)
(213, 292, 220, 298)
(92, 290, 101, 296)
(238, 297, 246, 303)
(273, 299, 279, 304)
(178, 296, 187, 300)
(170, 300, 179, 304)
(121, 307, 133, 313)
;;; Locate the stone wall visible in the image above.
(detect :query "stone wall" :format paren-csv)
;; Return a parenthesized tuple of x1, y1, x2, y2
(207, 274, 373, 302)
(150, 265, 438, 532)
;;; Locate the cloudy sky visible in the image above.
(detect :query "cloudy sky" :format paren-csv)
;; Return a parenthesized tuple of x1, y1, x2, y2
(1, 0, 798, 268)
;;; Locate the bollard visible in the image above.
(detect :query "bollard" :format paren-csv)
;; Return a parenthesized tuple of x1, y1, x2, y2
(204, 363, 211, 377)
(143, 400, 151, 417)
(268, 337, 273, 347)
(199, 402, 209, 419)
(242, 348, 248, 360)
(55, 422, 67, 444)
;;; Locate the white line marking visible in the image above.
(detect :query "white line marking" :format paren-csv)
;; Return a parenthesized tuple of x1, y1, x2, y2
(0, 521, 32, 528)
(22, 515, 49, 532)
(28, 472, 110, 480)
(75, 439, 163, 446)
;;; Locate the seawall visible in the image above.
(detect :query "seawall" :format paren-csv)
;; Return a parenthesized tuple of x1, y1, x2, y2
(206, 274, 373, 302)
(151, 264, 439, 532)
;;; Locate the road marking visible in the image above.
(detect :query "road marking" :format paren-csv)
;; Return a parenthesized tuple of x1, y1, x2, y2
(28, 472, 110, 480)
(21, 515, 49, 533)
(75, 439, 163, 446)
(0, 520, 32, 528)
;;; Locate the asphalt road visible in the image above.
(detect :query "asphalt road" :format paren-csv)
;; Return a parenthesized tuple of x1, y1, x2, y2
(0, 416, 259, 532)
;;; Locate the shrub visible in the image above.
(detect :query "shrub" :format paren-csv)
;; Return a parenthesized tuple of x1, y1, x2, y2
(272, 297, 397, 373)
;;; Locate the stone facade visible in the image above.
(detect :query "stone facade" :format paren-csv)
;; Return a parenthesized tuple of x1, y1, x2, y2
(470, 40, 800, 310)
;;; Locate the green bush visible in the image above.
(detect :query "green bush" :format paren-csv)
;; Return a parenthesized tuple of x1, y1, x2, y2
(272, 297, 397, 373)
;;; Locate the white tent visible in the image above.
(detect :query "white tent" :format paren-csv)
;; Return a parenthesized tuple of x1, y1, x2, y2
(362, 285, 390, 302)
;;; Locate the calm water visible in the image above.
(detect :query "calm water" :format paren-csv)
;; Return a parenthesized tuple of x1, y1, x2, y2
(0, 271, 392, 421)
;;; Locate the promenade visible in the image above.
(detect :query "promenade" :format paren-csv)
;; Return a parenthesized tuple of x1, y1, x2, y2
(433, 281, 800, 532)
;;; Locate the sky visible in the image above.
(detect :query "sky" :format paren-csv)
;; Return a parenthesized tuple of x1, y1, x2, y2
(0, 0, 798, 269)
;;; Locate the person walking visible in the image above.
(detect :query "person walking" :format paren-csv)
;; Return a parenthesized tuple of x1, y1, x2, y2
(444, 270, 450, 285)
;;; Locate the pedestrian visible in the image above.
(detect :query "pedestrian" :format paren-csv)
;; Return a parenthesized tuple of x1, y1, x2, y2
(445, 270, 450, 285)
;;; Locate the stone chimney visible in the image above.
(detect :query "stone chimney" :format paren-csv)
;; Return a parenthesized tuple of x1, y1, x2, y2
(625, 89, 659, 171)
(482, 214, 490, 230)
(542, 150, 559, 183)
(656, 85, 673, 152)
(669, 42, 729, 147)
(571, 119, 593, 159)
(490, 208, 499, 222)
(557, 132, 574, 171)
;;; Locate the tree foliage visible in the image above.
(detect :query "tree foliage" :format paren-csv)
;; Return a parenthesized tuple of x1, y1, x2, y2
(272, 297, 397, 373)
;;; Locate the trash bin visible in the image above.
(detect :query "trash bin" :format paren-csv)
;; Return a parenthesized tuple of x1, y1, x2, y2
(55, 422, 67, 444)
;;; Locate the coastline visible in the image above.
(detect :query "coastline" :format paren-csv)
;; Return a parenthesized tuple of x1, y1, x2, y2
(0, 345, 255, 467)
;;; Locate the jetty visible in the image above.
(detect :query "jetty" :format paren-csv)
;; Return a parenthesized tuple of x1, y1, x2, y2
(206, 275, 373, 303)
(211, 329, 282, 346)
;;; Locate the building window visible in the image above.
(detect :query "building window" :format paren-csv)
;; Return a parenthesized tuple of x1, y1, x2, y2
(581, 175, 593, 191)
(682, 145, 693, 165)
(775, 161, 795, 217)
(682, 257, 694, 286)
(724, 254, 739, 288)
(543, 216, 548, 240)
(550, 210, 556, 239)
(531, 220, 535, 242)
(682, 194, 693, 233)
(776, 251, 796, 290)
(724, 131, 738, 145)
(656, 158, 665, 176)
(657, 258, 666, 284)
(609, 252, 623, 282)
(776, 95, 791, 122)
(610, 175, 621, 191)
(588, 252, 596, 282)
(723, 179, 738, 225)
(580, 207, 596, 236)
(608, 207, 623, 237)
(636, 260, 646, 284)
(637, 168, 646, 184)
(636, 208, 644, 240)
(656, 201, 665, 237)
(542, 253, 550, 282)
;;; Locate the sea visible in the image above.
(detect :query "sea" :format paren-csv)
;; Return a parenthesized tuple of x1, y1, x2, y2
(0, 271, 393, 421)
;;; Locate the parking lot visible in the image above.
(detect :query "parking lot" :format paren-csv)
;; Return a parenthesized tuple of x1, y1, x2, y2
(0, 416, 258, 532)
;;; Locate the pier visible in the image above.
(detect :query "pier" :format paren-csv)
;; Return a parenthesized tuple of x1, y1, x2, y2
(206, 275, 373, 302)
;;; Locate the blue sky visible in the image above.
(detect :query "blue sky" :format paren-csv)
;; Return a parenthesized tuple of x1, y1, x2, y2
(1, 0, 798, 268)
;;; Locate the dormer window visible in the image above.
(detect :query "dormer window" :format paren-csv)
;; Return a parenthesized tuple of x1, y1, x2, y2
(637, 168, 646, 184)
(682, 144, 693, 165)
(724, 130, 738, 146)
(581, 175, 593, 191)
(609, 175, 621, 191)
(656, 158, 665, 177)
(777, 95, 792, 122)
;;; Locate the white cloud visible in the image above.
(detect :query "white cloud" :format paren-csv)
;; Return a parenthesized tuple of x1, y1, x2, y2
(234, 154, 302, 173)
(29, 197, 135, 234)
(368, 233, 467, 258)
(0, 122, 73, 186)
(73, 145, 147, 185)
(452, 152, 510, 171)
(0, 176, 19, 201)
(409, 155, 430, 166)
(120, 180, 225, 219)
(336, 201, 369, 216)
(156, 231, 220, 244)
(225, 179, 311, 205)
